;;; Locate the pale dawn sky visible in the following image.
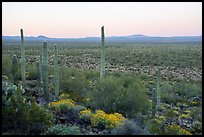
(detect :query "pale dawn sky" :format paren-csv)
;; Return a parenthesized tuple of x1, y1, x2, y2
(2, 2, 202, 38)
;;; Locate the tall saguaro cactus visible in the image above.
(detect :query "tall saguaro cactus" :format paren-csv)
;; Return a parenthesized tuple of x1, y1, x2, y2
(152, 88, 157, 115)
(100, 26, 105, 78)
(156, 66, 161, 107)
(39, 53, 43, 86)
(54, 44, 59, 100)
(12, 54, 18, 85)
(20, 29, 26, 88)
(42, 41, 49, 102)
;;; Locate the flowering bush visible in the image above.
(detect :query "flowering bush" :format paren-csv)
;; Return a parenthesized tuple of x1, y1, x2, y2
(91, 110, 126, 129)
(80, 109, 93, 123)
(164, 124, 192, 135)
(80, 109, 126, 129)
(59, 93, 70, 100)
(179, 113, 191, 119)
(48, 99, 85, 123)
(48, 99, 76, 111)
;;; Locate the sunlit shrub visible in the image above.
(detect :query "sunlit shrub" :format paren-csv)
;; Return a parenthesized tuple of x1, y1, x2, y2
(90, 110, 126, 129)
(79, 109, 93, 123)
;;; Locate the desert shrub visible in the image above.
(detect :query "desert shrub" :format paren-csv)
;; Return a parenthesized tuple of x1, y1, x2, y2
(44, 124, 81, 135)
(160, 82, 182, 105)
(163, 124, 192, 135)
(2, 82, 54, 134)
(79, 109, 126, 130)
(90, 110, 126, 129)
(27, 64, 38, 80)
(2, 55, 21, 82)
(172, 82, 202, 98)
(110, 119, 149, 135)
(79, 109, 93, 124)
(48, 99, 85, 123)
(89, 75, 150, 118)
(190, 120, 202, 135)
(146, 117, 164, 135)
(2, 55, 13, 79)
(59, 67, 91, 102)
(160, 91, 180, 105)
(59, 93, 71, 100)
(189, 106, 202, 122)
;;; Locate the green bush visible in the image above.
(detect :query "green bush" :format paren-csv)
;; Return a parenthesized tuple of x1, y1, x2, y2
(110, 119, 149, 135)
(89, 75, 150, 118)
(44, 124, 81, 135)
(190, 120, 202, 135)
(48, 99, 85, 123)
(2, 55, 21, 82)
(2, 55, 13, 80)
(2, 83, 54, 134)
(27, 64, 38, 80)
(163, 124, 192, 135)
(59, 67, 91, 102)
(172, 82, 202, 98)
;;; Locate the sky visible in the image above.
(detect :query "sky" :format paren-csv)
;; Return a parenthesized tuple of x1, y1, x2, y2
(2, 2, 202, 38)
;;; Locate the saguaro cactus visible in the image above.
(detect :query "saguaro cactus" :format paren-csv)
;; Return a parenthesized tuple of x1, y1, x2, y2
(54, 44, 59, 100)
(39, 53, 43, 85)
(100, 26, 105, 78)
(20, 29, 26, 88)
(152, 88, 157, 115)
(42, 41, 49, 102)
(36, 61, 40, 81)
(12, 54, 18, 85)
(156, 66, 161, 107)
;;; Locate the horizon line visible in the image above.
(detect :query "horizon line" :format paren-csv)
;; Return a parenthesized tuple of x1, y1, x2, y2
(2, 34, 202, 39)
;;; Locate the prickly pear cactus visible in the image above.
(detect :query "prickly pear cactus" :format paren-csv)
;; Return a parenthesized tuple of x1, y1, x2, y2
(20, 29, 26, 88)
(42, 41, 49, 102)
(54, 44, 59, 100)
(12, 54, 18, 85)
(100, 26, 105, 78)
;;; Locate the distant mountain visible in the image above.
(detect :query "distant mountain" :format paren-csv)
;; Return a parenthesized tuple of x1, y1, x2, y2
(2, 34, 202, 43)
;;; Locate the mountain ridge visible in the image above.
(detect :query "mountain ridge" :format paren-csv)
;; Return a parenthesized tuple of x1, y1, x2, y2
(2, 34, 202, 43)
